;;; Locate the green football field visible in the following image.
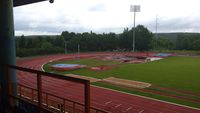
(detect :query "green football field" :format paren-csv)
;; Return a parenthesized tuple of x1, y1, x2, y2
(43, 56, 200, 108)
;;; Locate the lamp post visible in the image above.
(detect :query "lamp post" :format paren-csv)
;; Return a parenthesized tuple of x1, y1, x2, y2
(78, 44, 80, 59)
(155, 16, 158, 50)
(64, 41, 67, 54)
(130, 5, 140, 52)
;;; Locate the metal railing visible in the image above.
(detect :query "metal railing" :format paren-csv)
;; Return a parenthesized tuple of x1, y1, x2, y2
(5, 64, 108, 113)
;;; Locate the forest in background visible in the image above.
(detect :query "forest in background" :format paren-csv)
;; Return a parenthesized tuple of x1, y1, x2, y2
(16, 25, 200, 57)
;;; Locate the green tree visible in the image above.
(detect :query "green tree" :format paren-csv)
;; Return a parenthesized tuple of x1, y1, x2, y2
(191, 39, 200, 50)
(18, 35, 26, 48)
(152, 37, 175, 50)
(135, 25, 153, 51)
(119, 25, 153, 51)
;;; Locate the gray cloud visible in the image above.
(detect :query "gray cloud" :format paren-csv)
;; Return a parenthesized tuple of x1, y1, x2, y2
(14, 8, 86, 35)
(145, 17, 200, 33)
(12, 0, 200, 36)
(88, 4, 106, 12)
(15, 16, 200, 36)
(14, 3, 200, 36)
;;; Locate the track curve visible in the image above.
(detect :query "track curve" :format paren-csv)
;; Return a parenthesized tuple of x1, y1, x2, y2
(16, 53, 200, 113)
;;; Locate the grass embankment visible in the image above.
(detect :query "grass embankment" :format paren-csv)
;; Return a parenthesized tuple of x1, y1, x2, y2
(44, 56, 200, 108)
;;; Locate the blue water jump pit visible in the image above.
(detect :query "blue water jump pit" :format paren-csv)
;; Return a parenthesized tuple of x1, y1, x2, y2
(154, 53, 172, 57)
(51, 64, 82, 71)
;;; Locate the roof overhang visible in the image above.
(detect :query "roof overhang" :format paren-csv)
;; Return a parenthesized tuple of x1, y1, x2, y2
(13, 0, 50, 7)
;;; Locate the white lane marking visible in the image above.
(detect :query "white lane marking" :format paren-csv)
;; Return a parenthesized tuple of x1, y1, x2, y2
(92, 85, 200, 111)
(115, 104, 122, 108)
(105, 101, 112, 105)
(126, 107, 132, 111)
(139, 110, 144, 113)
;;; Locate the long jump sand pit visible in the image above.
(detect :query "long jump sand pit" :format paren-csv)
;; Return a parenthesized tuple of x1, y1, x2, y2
(65, 74, 101, 82)
(102, 77, 151, 89)
(65, 74, 151, 88)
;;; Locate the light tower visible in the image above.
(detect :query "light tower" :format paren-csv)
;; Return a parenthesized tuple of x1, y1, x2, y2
(155, 15, 158, 38)
(64, 41, 68, 54)
(130, 5, 140, 52)
(155, 15, 158, 50)
(78, 44, 80, 59)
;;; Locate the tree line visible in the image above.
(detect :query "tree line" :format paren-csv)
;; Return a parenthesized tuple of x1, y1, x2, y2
(175, 34, 200, 50)
(16, 25, 200, 57)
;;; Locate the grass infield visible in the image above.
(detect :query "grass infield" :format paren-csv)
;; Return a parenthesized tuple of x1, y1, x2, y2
(43, 56, 200, 108)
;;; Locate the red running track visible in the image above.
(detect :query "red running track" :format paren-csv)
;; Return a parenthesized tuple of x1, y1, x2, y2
(16, 53, 200, 113)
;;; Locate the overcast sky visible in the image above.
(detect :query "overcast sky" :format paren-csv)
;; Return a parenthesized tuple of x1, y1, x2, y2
(14, 0, 200, 36)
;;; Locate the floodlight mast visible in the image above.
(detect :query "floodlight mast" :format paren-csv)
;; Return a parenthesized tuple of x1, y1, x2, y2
(155, 15, 158, 49)
(64, 41, 67, 54)
(133, 11, 136, 52)
(78, 44, 80, 59)
(156, 15, 158, 38)
(130, 5, 140, 52)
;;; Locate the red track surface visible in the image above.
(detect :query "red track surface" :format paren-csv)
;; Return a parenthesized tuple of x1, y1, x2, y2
(16, 53, 200, 113)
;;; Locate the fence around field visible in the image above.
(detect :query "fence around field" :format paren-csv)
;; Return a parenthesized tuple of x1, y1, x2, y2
(4, 64, 108, 113)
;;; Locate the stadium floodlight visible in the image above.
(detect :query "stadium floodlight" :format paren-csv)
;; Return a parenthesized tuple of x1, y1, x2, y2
(130, 5, 140, 12)
(130, 5, 140, 52)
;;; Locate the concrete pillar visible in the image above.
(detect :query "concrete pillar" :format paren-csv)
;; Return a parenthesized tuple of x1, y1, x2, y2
(0, 0, 17, 112)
